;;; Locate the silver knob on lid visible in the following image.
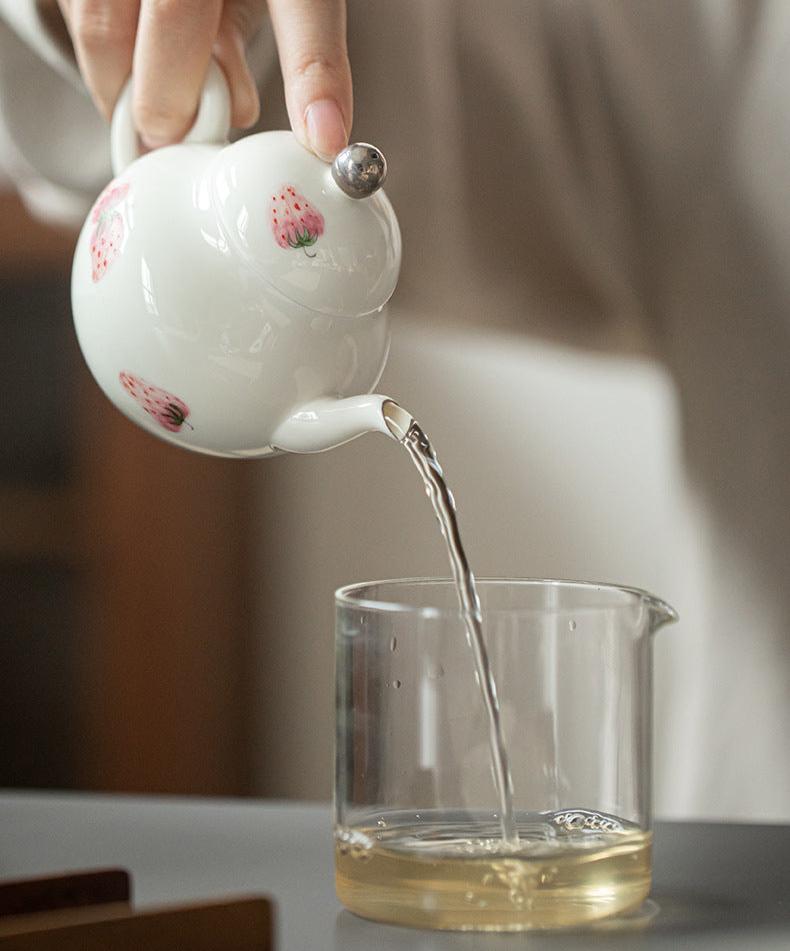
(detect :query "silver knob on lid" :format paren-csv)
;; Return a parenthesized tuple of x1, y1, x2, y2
(331, 143, 387, 199)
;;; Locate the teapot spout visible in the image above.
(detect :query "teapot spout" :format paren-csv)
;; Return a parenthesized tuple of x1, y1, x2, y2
(271, 395, 413, 454)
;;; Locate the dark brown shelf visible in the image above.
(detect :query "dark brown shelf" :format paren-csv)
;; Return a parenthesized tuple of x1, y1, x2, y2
(0, 194, 257, 797)
(0, 486, 81, 561)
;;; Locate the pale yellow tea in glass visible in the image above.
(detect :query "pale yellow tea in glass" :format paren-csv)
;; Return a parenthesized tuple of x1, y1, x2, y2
(336, 812, 651, 931)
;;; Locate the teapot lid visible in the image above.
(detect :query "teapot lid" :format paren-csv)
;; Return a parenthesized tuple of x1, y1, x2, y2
(210, 132, 401, 318)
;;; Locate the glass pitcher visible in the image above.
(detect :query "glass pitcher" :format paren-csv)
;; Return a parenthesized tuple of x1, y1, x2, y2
(334, 578, 677, 931)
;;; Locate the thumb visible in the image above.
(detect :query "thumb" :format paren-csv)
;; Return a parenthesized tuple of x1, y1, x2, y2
(266, 0, 351, 161)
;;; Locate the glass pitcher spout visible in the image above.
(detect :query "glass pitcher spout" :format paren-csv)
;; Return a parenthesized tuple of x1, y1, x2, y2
(644, 593, 679, 634)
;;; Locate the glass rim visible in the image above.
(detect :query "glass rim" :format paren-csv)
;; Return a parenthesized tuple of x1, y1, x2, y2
(335, 576, 678, 622)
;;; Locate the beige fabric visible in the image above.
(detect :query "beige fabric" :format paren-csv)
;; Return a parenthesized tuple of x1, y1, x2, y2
(312, 0, 790, 820)
(1, 0, 788, 818)
(347, 1, 790, 818)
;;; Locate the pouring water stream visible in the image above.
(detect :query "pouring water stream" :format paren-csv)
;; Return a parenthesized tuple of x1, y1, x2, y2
(382, 402, 519, 847)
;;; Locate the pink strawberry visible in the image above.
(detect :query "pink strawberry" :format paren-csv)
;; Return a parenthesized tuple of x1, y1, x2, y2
(89, 181, 129, 283)
(90, 213, 124, 283)
(119, 372, 193, 433)
(91, 183, 129, 222)
(270, 184, 324, 256)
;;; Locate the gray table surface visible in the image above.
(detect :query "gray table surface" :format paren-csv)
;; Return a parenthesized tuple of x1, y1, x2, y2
(0, 792, 788, 949)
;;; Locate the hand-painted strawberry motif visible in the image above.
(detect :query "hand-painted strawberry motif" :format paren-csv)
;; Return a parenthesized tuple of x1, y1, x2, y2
(119, 372, 192, 433)
(90, 181, 129, 283)
(270, 184, 324, 257)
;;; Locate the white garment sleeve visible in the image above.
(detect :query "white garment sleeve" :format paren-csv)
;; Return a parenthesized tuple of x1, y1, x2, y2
(0, 2, 110, 226)
(0, 1, 276, 228)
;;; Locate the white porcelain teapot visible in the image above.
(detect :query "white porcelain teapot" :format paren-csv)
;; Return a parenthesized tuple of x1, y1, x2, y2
(72, 62, 411, 457)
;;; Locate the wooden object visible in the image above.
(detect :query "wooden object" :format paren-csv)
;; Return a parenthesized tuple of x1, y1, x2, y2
(0, 897, 272, 951)
(0, 869, 130, 918)
(0, 869, 272, 950)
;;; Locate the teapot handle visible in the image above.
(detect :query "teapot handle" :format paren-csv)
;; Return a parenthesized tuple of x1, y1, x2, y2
(110, 59, 231, 175)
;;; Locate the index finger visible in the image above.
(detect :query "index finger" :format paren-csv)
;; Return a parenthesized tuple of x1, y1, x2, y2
(61, 0, 140, 119)
(266, 0, 351, 161)
(132, 0, 223, 147)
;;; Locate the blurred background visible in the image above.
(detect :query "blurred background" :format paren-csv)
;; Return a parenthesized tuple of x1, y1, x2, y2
(1, 0, 787, 823)
(0, 183, 705, 812)
(0, 184, 255, 794)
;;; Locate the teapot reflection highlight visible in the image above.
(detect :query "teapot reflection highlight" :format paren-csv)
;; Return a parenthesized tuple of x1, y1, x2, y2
(72, 61, 409, 457)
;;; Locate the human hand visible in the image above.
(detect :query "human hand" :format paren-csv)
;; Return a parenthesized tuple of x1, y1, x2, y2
(56, 0, 351, 161)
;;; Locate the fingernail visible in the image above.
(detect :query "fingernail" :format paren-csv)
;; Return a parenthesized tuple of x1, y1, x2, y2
(305, 99, 347, 162)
